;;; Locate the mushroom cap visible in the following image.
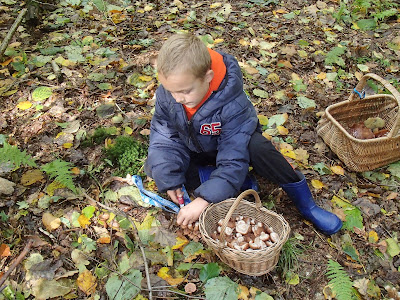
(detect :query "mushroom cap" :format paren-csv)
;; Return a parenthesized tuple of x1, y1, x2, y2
(270, 232, 279, 243)
(236, 220, 251, 235)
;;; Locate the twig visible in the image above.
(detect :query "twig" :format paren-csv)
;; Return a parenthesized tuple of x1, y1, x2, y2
(0, 239, 33, 291)
(0, 8, 27, 59)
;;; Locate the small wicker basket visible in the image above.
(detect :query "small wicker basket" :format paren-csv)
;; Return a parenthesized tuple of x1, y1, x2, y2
(317, 73, 400, 172)
(199, 189, 290, 276)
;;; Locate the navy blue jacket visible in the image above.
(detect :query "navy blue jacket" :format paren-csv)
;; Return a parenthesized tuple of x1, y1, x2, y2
(145, 51, 259, 203)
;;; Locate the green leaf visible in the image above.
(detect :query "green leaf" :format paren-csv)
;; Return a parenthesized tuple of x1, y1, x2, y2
(0, 141, 37, 170)
(297, 96, 316, 109)
(356, 19, 377, 31)
(325, 46, 346, 67)
(253, 89, 269, 98)
(267, 114, 287, 127)
(93, 0, 107, 12)
(199, 263, 220, 282)
(82, 206, 96, 219)
(313, 162, 332, 175)
(342, 206, 363, 232)
(17, 201, 29, 209)
(387, 161, 400, 178)
(31, 55, 53, 67)
(105, 269, 142, 300)
(386, 238, 400, 258)
(292, 79, 307, 92)
(32, 86, 53, 101)
(182, 241, 203, 256)
(204, 276, 239, 300)
(39, 46, 64, 55)
(255, 292, 274, 300)
(98, 83, 112, 90)
(88, 73, 106, 81)
(41, 159, 77, 193)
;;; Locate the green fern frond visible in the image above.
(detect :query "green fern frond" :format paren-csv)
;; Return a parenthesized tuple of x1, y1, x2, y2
(326, 259, 356, 300)
(41, 159, 77, 193)
(0, 142, 37, 170)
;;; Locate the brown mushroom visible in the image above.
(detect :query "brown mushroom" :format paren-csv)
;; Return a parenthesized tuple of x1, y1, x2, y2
(252, 224, 264, 236)
(270, 232, 279, 243)
(259, 232, 270, 241)
(249, 237, 262, 250)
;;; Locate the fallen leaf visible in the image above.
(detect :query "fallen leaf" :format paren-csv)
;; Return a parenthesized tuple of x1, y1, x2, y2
(0, 244, 11, 257)
(42, 212, 61, 232)
(21, 169, 44, 186)
(258, 115, 269, 126)
(238, 284, 250, 300)
(277, 125, 288, 135)
(368, 230, 379, 243)
(330, 165, 345, 175)
(17, 101, 33, 110)
(157, 267, 185, 286)
(78, 214, 91, 228)
(311, 179, 325, 189)
(386, 192, 398, 200)
(77, 270, 97, 295)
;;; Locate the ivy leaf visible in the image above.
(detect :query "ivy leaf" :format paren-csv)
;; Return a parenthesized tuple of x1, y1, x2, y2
(199, 263, 220, 282)
(204, 276, 239, 300)
(356, 19, 377, 31)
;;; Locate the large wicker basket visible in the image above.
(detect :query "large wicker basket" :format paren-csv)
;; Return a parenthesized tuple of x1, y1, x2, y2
(199, 189, 290, 276)
(316, 73, 400, 172)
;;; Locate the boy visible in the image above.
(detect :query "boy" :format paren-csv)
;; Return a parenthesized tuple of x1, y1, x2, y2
(145, 33, 342, 235)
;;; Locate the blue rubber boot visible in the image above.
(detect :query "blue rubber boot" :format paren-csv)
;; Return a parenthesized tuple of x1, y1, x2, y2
(281, 171, 342, 235)
(198, 165, 259, 192)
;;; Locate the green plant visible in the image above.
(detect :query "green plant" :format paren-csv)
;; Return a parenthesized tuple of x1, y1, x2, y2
(41, 159, 77, 193)
(326, 259, 356, 300)
(0, 141, 37, 170)
(277, 237, 305, 274)
(81, 126, 118, 147)
(105, 136, 148, 176)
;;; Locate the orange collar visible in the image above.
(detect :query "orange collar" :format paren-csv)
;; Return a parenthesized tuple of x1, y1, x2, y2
(184, 48, 227, 120)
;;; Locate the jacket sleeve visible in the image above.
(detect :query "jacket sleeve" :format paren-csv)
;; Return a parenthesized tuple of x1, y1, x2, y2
(193, 101, 258, 203)
(145, 88, 191, 192)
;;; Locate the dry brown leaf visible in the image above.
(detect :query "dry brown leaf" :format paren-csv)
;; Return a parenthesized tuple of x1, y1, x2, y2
(42, 212, 61, 232)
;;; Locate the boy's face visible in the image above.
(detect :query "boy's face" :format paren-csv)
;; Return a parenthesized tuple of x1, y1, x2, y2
(158, 69, 214, 108)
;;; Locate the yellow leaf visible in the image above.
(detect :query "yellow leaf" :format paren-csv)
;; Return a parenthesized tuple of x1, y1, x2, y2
(63, 142, 73, 149)
(46, 181, 65, 196)
(311, 179, 325, 189)
(257, 115, 269, 126)
(316, 72, 326, 80)
(214, 38, 224, 44)
(71, 167, 80, 175)
(368, 230, 379, 243)
(210, 2, 222, 8)
(138, 75, 153, 82)
(172, 236, 189, 250)
(274, 9, 288, 14)
(97, 236, 111, 244)
(239, 39, 250, 46)
(42, 212, 61, 232)
(294, 148, 309, 164)
(21, 169, 44, 186)
(17, 101, 32, 110)
(157, 267, 185, 286)
(267, 73, 280, 83)
(77, 270, 97, 295)
(281, 149, 296, 159)
(144, 4, 153, 11)
(134, 213, 156, 231)
(262, 131, 272, 140)
(291, 73, 301, 81)
(249, 287, 262, 297)
(330, 165, 345, 175)
(78, 214, 91, 228)
(277, 125, 288, 135)
(238, 284, 250, 300)
(125, 126, 133, 135)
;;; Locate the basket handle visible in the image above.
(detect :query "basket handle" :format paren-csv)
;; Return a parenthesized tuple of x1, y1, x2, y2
(349, 73, 400, 137)
(218, 189, 261, 246)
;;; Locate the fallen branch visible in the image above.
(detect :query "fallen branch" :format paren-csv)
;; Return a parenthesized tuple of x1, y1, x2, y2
(0, 8, 27, 60)
(0, 239, 33, 291)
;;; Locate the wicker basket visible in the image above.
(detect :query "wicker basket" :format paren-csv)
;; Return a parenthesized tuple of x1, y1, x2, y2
(316, 73, 400, 172)
(199, 189, 290, 276)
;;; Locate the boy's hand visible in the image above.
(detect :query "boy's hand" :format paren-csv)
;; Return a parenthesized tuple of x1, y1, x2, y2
(177, 197, 209, 227)
(167, 188, 183, 205)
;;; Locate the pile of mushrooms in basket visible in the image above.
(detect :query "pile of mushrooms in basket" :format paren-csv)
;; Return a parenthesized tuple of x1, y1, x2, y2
(211, 216, 280, 251)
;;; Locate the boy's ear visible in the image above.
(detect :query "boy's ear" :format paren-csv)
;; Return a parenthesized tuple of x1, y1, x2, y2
(204, 69, 214, 83)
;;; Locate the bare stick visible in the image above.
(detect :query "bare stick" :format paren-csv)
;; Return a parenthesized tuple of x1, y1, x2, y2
(0, 8, 27, 60)
(0, 239, 33, 290)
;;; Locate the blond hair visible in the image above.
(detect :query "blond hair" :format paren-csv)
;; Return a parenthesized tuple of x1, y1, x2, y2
(157, 33, 211, 79)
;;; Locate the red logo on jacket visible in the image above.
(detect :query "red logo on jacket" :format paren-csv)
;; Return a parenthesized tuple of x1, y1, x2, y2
(200, 122, 221, 135)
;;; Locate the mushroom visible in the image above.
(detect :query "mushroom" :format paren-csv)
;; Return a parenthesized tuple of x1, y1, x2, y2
(265, 240, 274, 247)
(259, 232, 270, 242)
(252, 224, 264, 236)
(236, 220, 251, 235)
(249, 237, 262, 250)
(270, 232, 279, 243)
(238, 241, 250, 250)
(245, 233, 256, 243)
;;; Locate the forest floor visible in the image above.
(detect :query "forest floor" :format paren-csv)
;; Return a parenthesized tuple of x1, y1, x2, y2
(0, 0, 400, 299)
